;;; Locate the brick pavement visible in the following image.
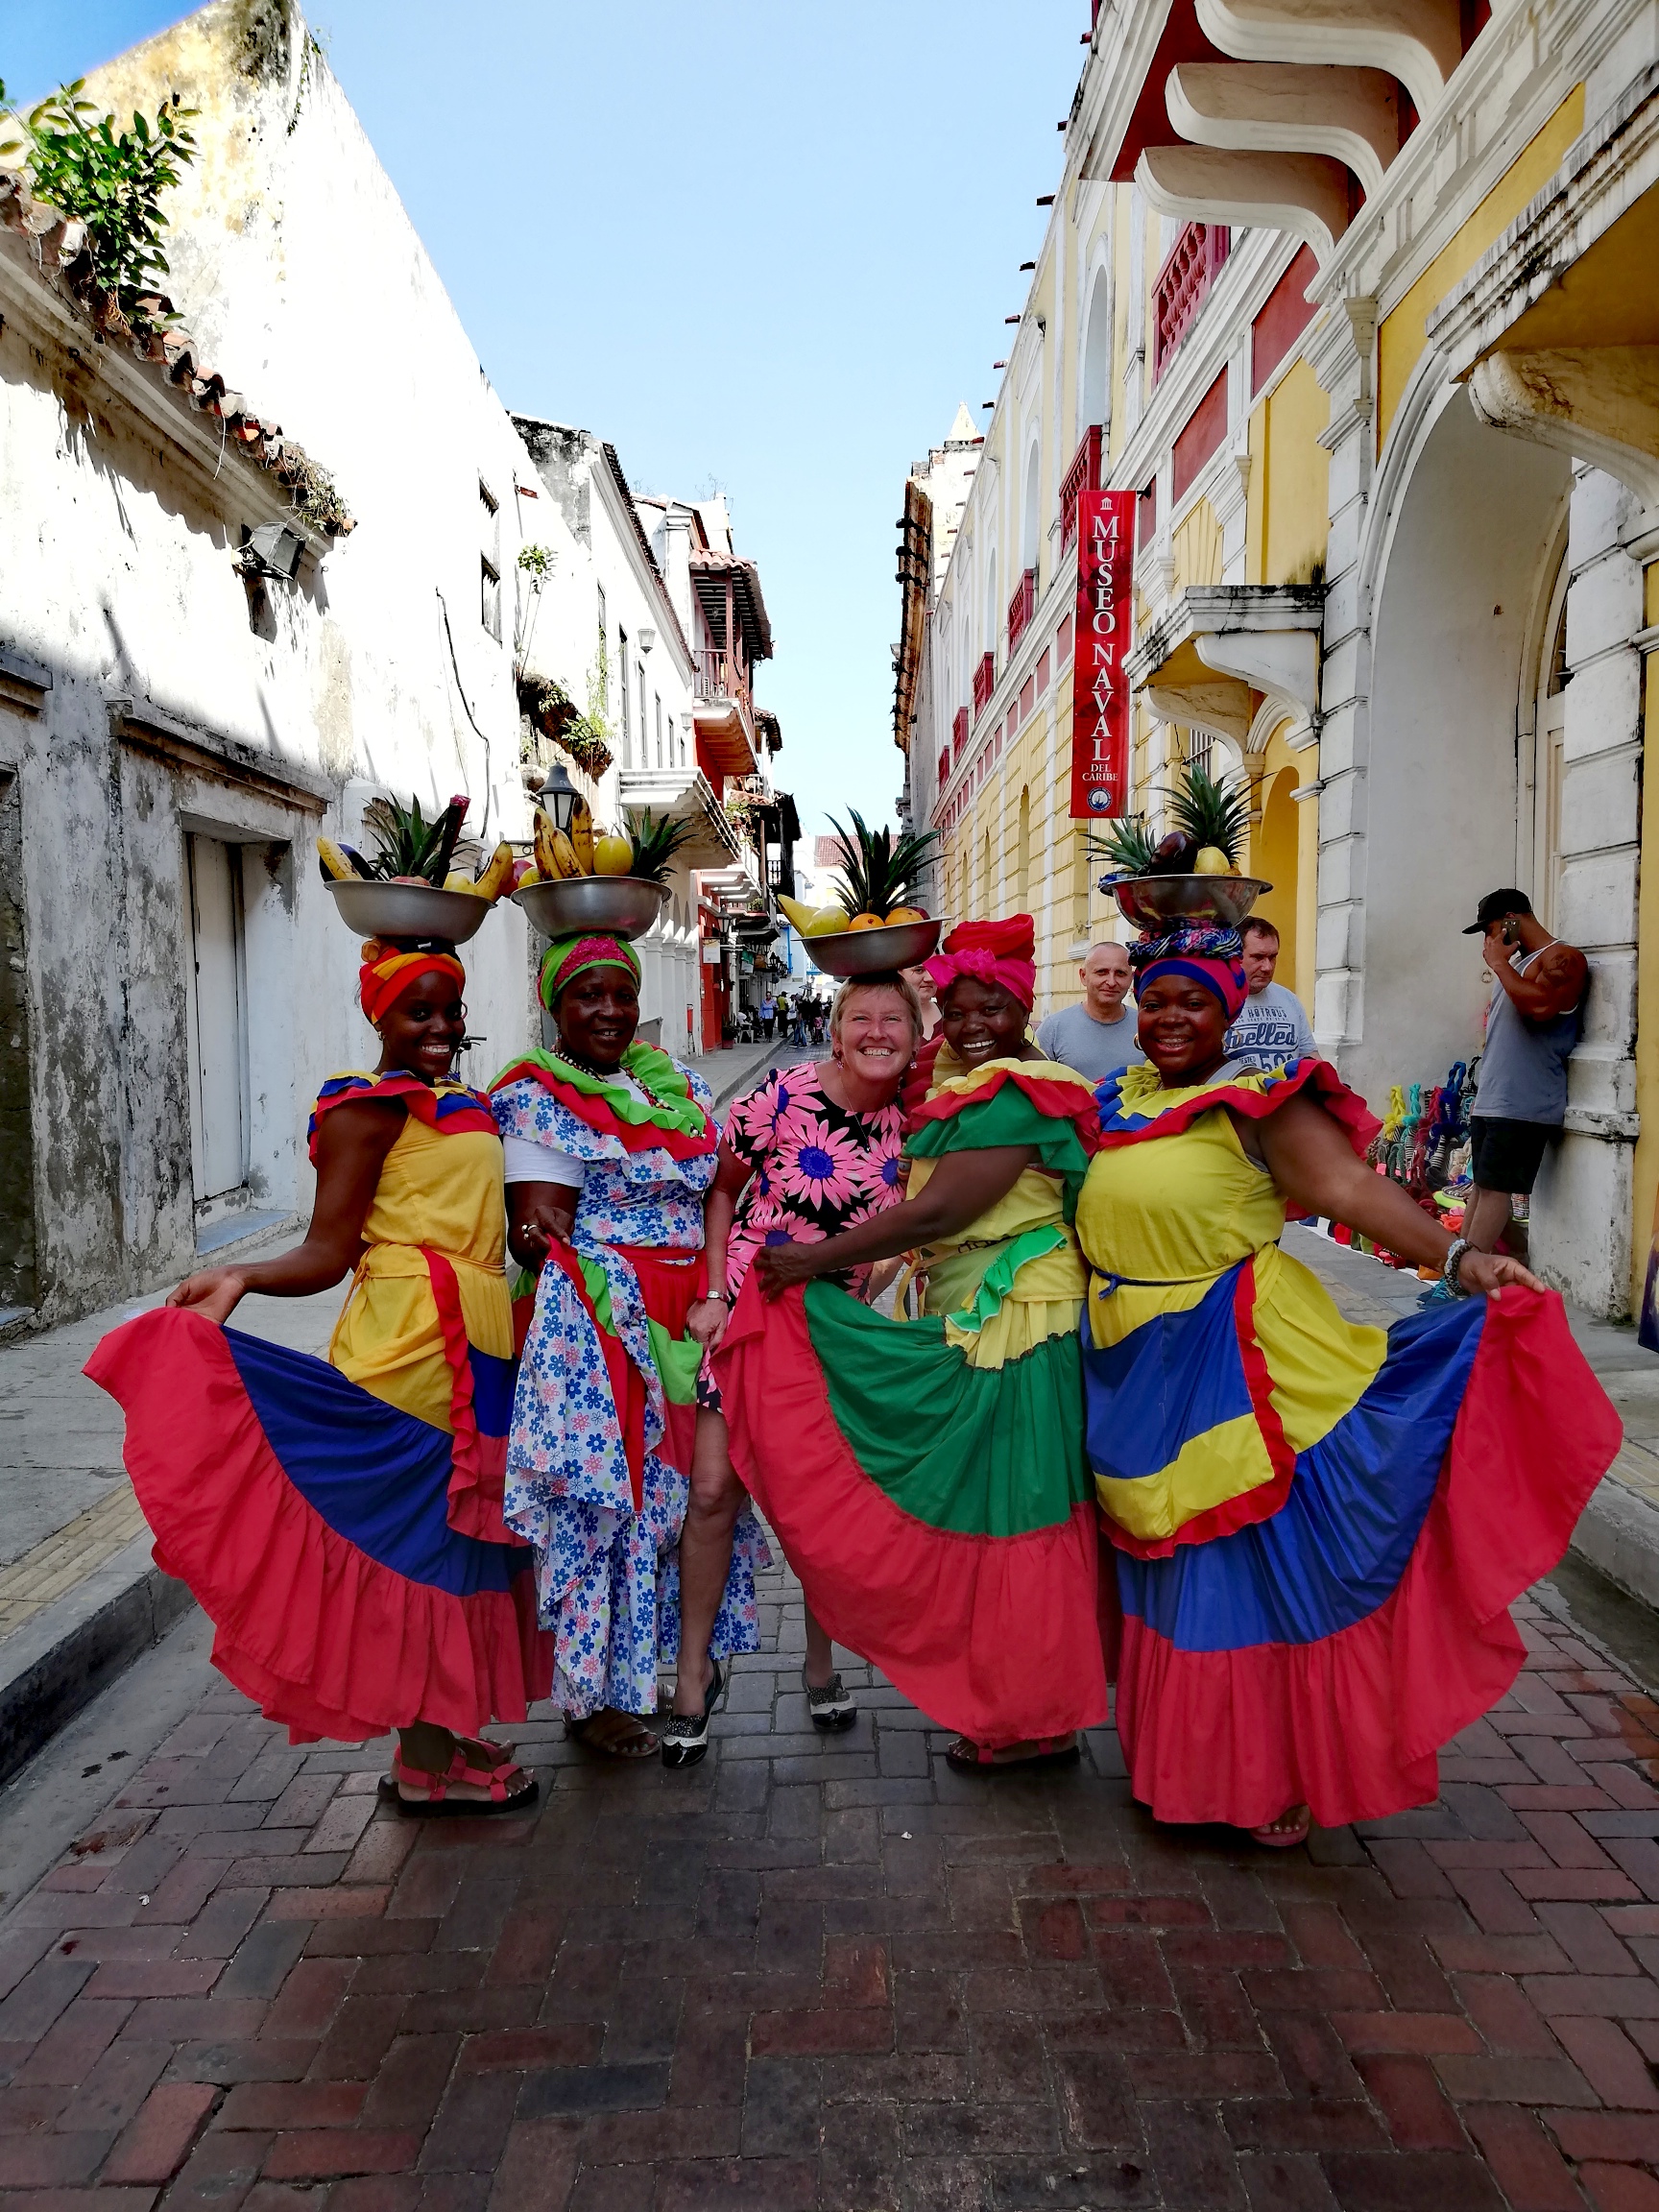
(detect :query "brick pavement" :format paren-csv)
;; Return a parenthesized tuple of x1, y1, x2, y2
(6, 1568, 1659, 2209)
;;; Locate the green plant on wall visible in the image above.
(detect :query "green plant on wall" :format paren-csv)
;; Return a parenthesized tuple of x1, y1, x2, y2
(585, 636, 615, 750)
(0, 77, 200, 314)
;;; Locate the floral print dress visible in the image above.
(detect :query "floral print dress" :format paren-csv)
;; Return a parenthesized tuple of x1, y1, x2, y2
(723, 1060, 908, 1297)
(493, 1053, 769, 1719)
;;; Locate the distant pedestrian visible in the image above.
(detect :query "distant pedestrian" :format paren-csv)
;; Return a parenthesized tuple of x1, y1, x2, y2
(1462, 888, 1588, 1263)
(1224, 919, 1315, 1070)
(759, 995, 777, 1041)
(1035, 940, 1143, 1083)
(901, 963, 942, 1039)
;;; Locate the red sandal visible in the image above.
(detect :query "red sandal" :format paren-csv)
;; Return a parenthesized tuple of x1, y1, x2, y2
(381, 1746, 539, 1817)
(945, 1733, 1081, 1775)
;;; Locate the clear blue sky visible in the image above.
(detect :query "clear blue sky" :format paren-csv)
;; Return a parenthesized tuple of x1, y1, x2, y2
(3, 2, 1083, 837)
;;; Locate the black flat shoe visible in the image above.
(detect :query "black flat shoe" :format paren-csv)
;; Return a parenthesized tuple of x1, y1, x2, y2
(661, 1657, 727, 1769)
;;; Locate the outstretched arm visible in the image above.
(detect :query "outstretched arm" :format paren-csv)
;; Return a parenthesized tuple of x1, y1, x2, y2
(688, 1142, 756, 1348)
(1246, 1094, 1542, 1298)
(754, 1145, 1034, 1298)
(167, 1097, 404, 1324)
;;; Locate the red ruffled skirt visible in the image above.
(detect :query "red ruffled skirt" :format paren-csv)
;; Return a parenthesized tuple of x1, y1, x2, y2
(85, 1308, 552, 1744)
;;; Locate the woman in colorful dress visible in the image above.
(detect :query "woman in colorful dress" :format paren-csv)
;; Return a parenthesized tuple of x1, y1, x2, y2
(490, 932, 765, 1758)
(1080, 918, 1623, 1844)
(718, 917, 1110, 1771)
(85, 941, 551, 1813)
(663, 973, 921, 1767)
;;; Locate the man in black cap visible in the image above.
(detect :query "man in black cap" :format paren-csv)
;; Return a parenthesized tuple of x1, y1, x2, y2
(1460, 889, 1587, 1263)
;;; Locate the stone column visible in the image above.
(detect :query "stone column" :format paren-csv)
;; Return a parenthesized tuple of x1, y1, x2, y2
(1305, 297, 1378, 1058)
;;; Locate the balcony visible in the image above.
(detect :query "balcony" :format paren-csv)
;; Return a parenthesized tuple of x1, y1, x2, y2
(1007, 568, 1037, 657)
(1060, 425, 1104, 555)
(692, 647, 758, 778)
(972, 651, 996, 720)
(616, 760, 743, 869)
(1152, 223, 1231, 381)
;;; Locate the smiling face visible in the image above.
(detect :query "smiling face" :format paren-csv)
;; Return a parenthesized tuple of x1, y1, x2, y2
(378, 968, 468, 1083)
(833, 983, 917, 1091)
(556, 966, 640, 1071)
(1136, 973, 1232, 1085)
(939, 974, 1029, 1067)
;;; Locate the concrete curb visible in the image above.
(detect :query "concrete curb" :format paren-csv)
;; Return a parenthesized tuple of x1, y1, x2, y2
(1571, 1472, 1659, 1616)
(0, 1533, 193, 1790)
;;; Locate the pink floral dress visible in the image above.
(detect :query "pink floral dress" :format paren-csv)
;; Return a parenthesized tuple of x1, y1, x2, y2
(723, 1061, 907, 1298)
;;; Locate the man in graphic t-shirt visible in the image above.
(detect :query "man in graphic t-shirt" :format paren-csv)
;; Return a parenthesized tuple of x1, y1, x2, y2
(1224, 919, 1315, 1071)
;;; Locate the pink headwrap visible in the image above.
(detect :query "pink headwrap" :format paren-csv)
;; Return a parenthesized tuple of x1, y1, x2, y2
(926, 916, 1037, 1012)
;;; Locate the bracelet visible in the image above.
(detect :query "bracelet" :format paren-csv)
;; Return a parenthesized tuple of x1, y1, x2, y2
(1442, 1236, 1472, 1298)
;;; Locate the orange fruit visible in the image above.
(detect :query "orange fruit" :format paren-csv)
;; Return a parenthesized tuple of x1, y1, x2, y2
(884, 905, 928, 925)
(847, 912, 886, 930)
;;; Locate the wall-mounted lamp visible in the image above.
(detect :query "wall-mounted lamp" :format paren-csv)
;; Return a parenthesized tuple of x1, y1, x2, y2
(538, 756, 580, 833)
(638, 626, 657, 655)
(235, 522, 304, 582)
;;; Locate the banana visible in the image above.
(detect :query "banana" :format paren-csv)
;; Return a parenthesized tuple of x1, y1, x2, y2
(549, 829, 582, 879)
(316, 836, 359, 883)
(472, 839, 516, 902)
(568, 796, 595, 874)
(532, 807, 560, 879)
(777, 893, 820, 933)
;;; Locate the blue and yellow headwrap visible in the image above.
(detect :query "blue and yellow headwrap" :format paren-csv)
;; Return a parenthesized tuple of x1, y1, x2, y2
(537, 933, 641, 1011)
(1129, 921, 1248, 1021)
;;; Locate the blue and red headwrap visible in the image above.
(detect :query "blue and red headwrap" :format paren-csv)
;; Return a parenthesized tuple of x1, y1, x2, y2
(1129, 921, 1248, 1022)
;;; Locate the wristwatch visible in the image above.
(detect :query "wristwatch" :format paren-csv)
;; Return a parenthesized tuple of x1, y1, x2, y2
(1441, 1236, 1472, 1298)
(703, 1289, 731, 1305)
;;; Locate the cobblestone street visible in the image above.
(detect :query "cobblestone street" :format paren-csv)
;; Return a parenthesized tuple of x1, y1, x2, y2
(3, 1560, 1659, 2211)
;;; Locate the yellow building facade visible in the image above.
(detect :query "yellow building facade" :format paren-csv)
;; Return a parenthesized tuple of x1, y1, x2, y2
(900, 2, 1659, 1327)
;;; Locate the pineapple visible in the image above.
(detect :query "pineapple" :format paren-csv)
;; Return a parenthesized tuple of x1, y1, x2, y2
(623, 805, 697, 884)
(361, 793, 469, 886)
(1163, 762, 1250, 872)
(827, 809, 940, 923)
(1087, 816, 1163, 878)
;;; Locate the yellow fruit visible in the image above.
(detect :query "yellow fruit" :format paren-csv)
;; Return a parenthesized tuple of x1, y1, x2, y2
(568, 796, 595, 874)
(517, 864, 542, 887)
(1193, 847, 1234, 876)
(884, 905, 927, 926)
(316, 837, 356, 882)
(777, 894, 820, 933)
(532, 808, 560, 879)
(443, 870, 476, 895)
(847, 912, 886, 931)
(593, 832, 634, 877)
(549, 830, 582, 879)
(472, 839, 516, 902)
(803, 906, 851, 938)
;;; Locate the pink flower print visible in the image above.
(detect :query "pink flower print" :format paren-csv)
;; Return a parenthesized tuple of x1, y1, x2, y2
(774, 1115, 863, 1211)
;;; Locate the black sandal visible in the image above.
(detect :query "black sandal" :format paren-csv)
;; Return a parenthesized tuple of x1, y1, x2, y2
(660, 1657, 727, 1769)
(804, 1668, 857, 1731)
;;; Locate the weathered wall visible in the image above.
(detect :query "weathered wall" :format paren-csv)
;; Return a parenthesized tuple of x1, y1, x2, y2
(0, 0, 553, 1326)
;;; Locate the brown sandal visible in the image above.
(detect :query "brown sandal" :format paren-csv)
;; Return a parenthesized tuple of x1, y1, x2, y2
(945, 1732, 1081, 1774)
(566, 1709, 660, 1759)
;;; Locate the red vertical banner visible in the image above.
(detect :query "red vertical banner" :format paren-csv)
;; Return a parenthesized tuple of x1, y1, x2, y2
(1070, 489, 1135, 820)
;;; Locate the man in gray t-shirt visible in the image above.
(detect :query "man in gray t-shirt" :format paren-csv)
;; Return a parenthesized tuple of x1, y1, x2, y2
(1035, 941, 1145, 1086)
(1225, 919, 1315, 1070)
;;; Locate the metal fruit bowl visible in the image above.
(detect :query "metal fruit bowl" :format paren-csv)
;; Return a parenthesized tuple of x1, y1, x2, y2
(803, 916, 944, 976)
(325, 878, 494, 945)
(514, 876, 668, 941)
(1109, 874, 1272, 932)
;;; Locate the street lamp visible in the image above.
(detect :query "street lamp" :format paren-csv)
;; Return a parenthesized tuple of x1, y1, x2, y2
(537, 755, 579, 835)
(637, 625, 656, 655)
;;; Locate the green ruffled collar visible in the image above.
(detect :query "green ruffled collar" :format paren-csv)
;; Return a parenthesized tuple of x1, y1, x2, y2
(497, 1041, 709, 1138)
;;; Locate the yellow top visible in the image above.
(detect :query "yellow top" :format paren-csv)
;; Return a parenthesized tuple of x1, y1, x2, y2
(324, 1083, 512, 1433)
(905, 1048, 1090, 1368)
(1075, 1064, 1385, 1544)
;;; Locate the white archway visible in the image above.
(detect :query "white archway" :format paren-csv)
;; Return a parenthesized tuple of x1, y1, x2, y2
(1081, 261, 1112, 431)
(1347, 383, 1573, 1105)
(1022, 443, 1042, 577)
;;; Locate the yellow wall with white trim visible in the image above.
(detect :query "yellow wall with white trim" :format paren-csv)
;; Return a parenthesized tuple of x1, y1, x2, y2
(1377, 87, 1586, 449)
(1631, 565, 1659, 1313)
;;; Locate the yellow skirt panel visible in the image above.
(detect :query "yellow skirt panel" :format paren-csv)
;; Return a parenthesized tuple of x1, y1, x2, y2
(329, 1245, 512, 1433)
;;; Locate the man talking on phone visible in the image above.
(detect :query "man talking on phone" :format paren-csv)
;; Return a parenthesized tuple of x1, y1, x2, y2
(1461, 889, 1587, 1263)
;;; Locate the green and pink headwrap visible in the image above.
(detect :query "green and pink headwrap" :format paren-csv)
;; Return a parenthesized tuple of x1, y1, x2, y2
(537, 933, 641, 1011)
